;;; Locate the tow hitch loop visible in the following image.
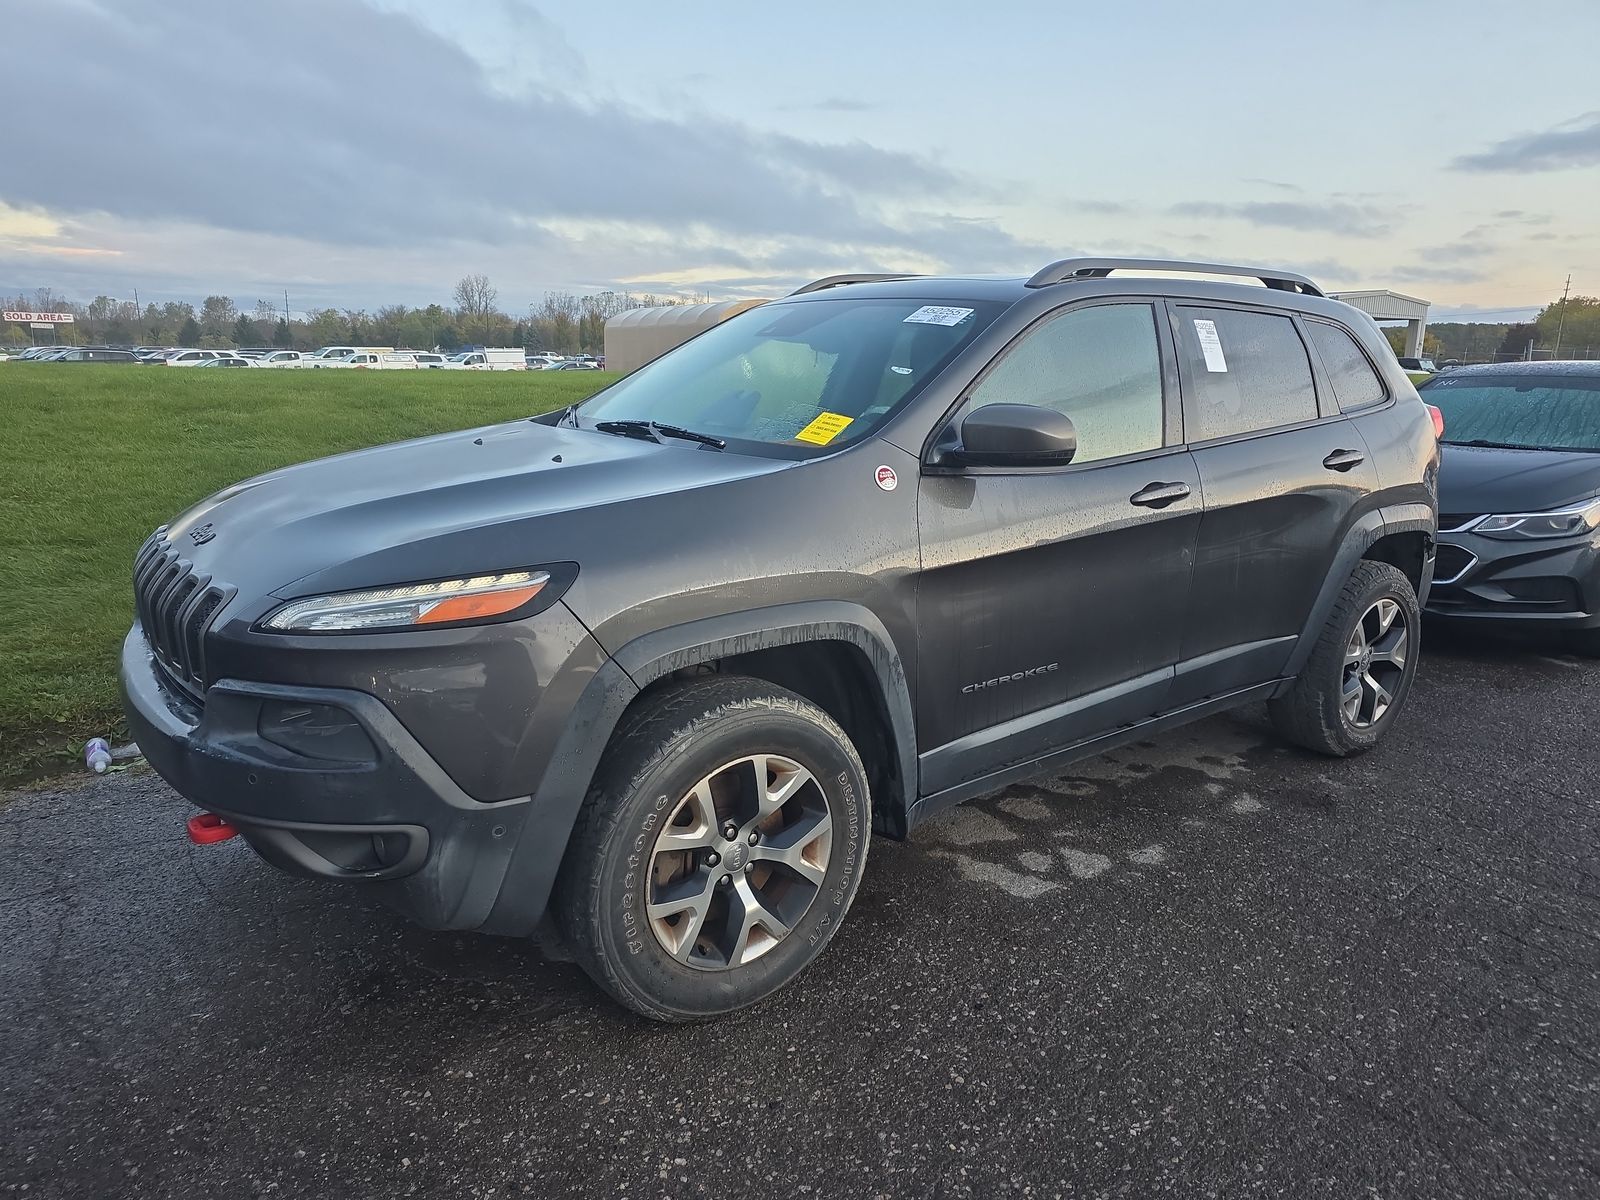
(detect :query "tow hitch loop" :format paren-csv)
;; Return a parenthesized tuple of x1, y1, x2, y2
(186, 812, 239, 845)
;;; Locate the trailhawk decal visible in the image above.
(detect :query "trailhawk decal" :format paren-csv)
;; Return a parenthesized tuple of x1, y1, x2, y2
(962, 663, 1060, 694)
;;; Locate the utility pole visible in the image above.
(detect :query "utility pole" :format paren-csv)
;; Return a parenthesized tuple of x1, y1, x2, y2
(1552, 273, 1572, 358)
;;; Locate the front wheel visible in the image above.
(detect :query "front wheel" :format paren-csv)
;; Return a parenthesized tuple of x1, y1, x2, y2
(1269, 560, 1421, 756)
(555, 676, 870, 1021)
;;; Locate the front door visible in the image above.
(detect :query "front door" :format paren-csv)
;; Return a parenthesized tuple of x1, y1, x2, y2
(916, 301, 1200, 795)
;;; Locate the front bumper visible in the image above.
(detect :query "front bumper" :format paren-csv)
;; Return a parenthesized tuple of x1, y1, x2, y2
(1424, 529, 1600, 632)
(122, 625, 537, 931)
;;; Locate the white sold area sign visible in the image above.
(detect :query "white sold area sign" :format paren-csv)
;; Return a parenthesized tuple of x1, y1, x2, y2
(4, 310, 75, 323)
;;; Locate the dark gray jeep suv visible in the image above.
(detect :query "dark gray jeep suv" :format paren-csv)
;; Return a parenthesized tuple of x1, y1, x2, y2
(122, 258, 1438, 1019)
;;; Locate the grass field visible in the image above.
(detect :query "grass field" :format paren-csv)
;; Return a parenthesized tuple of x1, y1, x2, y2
(0, 364, 616, 782)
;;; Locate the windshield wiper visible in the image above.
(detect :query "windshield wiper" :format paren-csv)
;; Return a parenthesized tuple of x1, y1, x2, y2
(1441, 438, 1543, 451)
(592, 419, 725, 450)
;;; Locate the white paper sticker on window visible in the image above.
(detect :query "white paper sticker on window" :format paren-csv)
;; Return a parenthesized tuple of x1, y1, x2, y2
(1193, 319, 1228, 372)
(904, 305, 974, 327)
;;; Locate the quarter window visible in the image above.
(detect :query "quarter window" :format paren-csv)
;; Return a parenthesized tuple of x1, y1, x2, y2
(963, 303, 1165, 465)
(1306, 320, 1386, 411)
(1177, 308, 1318, 441)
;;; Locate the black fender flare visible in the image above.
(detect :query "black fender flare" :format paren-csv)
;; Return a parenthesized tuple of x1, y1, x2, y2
(480, 601, 917, 936)
(1280, 505, 1435, 682)
(612, 601, 919, 819)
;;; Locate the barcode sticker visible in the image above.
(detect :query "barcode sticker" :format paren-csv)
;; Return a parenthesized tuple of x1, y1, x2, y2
(1194, 319, 1228, 372)
(904, 305, 974, 327)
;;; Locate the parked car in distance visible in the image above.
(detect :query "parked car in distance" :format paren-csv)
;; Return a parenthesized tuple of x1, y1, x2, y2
(555, 358, 600, 370)
(195, 356, 257, 367)
(53, 348, 141, 363)
(1420, 361, 1600, 655)
(526, 353, 565, 368)
(255, 350, 305, 367)
(1397, 357, 1437, 375)
(406, 352, 448, 368)
(161, 349, 243, 367)
(312, 351, 418, 369)
(302, 346, 396, 367)
(439, 348, 527, 370)
(121, 257, 1438, 1021)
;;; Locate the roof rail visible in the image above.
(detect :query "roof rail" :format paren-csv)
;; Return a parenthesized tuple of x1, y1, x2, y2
(1025, 257, 1324, 297)
(790, 273, 923, 296)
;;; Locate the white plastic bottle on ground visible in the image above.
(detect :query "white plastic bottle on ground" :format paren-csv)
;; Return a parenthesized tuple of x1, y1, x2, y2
(84, 737, 112, 773)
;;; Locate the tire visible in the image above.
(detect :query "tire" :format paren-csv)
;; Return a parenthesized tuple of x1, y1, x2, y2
(554, 675, 871, 1021)
(1269, 560, 1421, 757)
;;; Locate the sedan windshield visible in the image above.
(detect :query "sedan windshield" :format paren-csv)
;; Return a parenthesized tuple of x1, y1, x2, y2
(574, 297, 1002, 456)
(1423, 374, 1600, 452)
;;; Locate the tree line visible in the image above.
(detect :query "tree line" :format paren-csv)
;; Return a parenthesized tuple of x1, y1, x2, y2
(2, 276, 702, 353)
(1380, 294, 1599, 363)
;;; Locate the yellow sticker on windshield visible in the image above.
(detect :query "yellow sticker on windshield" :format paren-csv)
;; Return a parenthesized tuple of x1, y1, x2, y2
(795, 412, 853, 445)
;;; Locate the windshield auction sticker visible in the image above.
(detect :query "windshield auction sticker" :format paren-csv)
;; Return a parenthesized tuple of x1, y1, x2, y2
(795, 412, 854, 445)
(903, 305, 974, 326)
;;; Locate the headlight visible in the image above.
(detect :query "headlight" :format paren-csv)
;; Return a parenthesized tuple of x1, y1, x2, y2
(1473, 496, 1600, 541)
(263, 570, 550, 632)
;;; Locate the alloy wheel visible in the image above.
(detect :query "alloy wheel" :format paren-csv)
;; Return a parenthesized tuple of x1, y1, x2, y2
(1341, 597, 1409, 728)
(646, 754, 833, 970)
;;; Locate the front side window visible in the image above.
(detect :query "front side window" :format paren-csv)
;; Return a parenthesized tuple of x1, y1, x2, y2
(1306, 320, 1386, 411)
(1422, 374, 1600, 452)
(1177, 307, 1318, 441)
(957, 303, 1166, 464)
(576, 297, 1003, 457)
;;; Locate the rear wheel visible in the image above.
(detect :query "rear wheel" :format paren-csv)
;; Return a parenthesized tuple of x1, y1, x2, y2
(1269, 561, 1421, 756)
(555, 676, 870, 1021)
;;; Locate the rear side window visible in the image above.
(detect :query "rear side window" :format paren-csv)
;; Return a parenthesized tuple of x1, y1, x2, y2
(1307, 321, 1386, 411)
(963, 303, 1165, 464)
(1176, 307, 1317, 441)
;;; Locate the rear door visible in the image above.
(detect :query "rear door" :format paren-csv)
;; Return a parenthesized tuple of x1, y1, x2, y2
(915, 300, 1201, 793)
(1167, 302, 1380, 706)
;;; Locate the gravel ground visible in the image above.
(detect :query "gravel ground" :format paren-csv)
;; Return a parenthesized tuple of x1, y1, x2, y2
(3, 628, 1597, 1199)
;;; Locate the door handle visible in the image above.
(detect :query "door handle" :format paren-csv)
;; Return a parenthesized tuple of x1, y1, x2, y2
(1129, 481, 1192, 509)
(1322, 448, 1366, 472)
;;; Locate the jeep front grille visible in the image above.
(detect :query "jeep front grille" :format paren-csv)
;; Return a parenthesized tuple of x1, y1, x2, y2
(133, 530, 233, 700)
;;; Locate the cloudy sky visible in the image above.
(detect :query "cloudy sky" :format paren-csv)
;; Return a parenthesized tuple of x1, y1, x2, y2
(2, 0, 1596, 321)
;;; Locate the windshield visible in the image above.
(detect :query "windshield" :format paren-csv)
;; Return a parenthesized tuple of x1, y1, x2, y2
(1423, 374, 1600, 452)
(574, 297, 1002, 456)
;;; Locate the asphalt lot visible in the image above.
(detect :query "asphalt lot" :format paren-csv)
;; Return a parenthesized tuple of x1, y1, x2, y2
(3, 626, 1597, 1199)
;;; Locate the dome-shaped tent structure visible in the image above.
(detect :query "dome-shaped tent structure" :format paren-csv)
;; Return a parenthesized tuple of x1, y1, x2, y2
(603, 299, 769, 376)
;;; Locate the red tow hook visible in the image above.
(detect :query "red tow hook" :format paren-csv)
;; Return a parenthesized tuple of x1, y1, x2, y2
(187, 812, 239, 845)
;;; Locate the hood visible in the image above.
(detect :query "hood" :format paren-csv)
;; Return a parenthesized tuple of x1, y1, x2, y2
(166, 418, 785, 602)
(1438, 443, 1600, 517)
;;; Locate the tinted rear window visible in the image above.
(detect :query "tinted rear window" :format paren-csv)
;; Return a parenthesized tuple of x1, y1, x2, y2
(1306, 321, 1386, 411)
(1176, 307, 1318, 440)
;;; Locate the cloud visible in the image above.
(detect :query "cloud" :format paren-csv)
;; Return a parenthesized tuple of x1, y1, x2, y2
(1168, 200, 1392, 238)
(1452, 112, 1600, 172)
(0, 0, 1041, 303)
(1416, 232, 1498, 263)
(1389, 264, 1489, 285)
(1492, 209, 1552, 225)
(1241, 178, 1303, 193)
(785, 98, 879, 114)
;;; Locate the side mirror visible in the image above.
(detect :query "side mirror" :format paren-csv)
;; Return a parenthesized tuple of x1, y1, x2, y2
(951, 403, 1077, 468)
